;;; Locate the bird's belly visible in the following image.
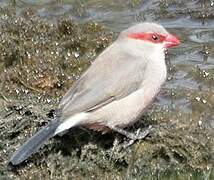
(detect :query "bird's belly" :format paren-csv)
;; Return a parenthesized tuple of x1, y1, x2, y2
(87, 87, 158, 129)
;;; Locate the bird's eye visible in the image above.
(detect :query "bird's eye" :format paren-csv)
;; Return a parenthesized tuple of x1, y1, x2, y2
(152, 35, 158, 41)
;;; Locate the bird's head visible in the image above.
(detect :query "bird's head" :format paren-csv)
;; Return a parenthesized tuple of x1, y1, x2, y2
(119, 22, 180, 50)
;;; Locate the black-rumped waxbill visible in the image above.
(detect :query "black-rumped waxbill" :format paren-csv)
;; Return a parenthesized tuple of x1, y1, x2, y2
(9, 22, 180, 165)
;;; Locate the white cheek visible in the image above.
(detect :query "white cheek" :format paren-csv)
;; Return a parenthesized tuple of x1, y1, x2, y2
(148, 43, 165, 59)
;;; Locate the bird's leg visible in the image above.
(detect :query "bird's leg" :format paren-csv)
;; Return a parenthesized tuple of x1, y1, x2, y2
(109, 125, 152, 149)
(109, 125, 152, 141)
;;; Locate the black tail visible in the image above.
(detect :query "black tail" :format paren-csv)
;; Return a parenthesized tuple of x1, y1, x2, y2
(9, 119, 60, 165)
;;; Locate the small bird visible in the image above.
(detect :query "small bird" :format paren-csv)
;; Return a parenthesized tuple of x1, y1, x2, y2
(9, 22, 180, 165)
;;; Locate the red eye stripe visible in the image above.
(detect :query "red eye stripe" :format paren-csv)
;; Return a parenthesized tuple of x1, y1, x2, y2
(127, 32, 167, 44)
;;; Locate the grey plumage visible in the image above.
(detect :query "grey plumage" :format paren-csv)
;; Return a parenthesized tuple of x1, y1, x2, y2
(58, 23, 170, 117)
(59, 44, 148, 117)
(118, 22, 169, 39)
(10, 119, 60, 165)
(9, 22, 179, 165)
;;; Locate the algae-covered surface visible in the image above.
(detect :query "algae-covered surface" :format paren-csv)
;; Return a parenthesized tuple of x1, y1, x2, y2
(0, 0, 213, 179)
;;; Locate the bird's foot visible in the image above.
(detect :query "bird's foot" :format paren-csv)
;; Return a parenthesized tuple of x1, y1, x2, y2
(133, 126, 152, 140)
(109, 125, 152, 148)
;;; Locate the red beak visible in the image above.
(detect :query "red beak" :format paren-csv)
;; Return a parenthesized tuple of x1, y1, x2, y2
(164, 34, 180, 48)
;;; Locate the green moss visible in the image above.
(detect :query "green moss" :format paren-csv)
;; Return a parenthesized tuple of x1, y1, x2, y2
(0, 3, 213, 180)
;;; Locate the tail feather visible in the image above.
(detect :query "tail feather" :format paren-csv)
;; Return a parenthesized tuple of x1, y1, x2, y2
(9, 119, 60, 165)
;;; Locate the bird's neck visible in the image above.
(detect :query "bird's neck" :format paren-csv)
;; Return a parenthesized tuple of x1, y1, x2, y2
(141, 46, 167, 93)
(118, 38, 167, 91)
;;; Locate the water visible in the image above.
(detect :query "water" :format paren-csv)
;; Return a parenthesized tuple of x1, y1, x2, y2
(0, 0, 213, 179)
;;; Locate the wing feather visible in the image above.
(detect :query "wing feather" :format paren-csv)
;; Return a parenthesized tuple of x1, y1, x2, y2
(58, 42, 147, 118)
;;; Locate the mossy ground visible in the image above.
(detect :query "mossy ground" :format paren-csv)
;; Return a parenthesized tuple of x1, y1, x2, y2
(0, 5, 213, 180)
